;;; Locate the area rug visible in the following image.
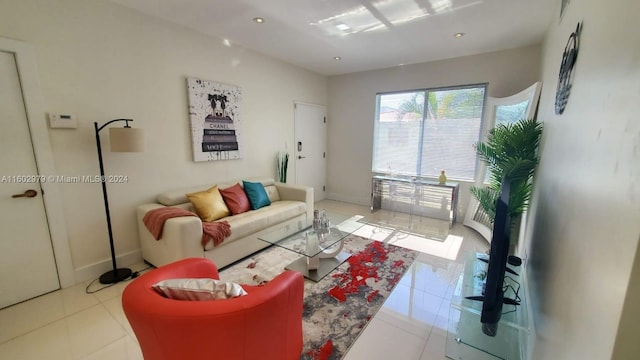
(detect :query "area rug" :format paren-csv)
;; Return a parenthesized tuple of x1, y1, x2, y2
(218, 234, 419, 360)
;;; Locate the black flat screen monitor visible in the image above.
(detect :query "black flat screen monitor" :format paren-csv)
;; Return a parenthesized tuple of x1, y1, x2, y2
(479, 177, 512, 336)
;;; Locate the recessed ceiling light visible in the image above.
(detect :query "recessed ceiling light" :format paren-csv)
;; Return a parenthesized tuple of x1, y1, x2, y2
(454, 32, 465, 38)
(336, 23, 351, 31)
(253, 17, 264, 24)
(334, 56, 342, 60)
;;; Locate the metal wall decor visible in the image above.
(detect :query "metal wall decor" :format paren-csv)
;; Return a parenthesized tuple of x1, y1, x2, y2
(555, 22, 581, 115)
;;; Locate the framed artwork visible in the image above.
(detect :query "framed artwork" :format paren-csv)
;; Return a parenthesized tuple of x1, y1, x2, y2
(187, 77, 242, 161)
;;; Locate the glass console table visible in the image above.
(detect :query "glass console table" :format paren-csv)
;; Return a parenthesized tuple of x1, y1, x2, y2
(446, 253, 530, 360)
(370, 174, 459, 227)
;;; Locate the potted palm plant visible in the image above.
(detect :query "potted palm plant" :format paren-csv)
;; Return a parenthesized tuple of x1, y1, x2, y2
(470, 118, 543, 240)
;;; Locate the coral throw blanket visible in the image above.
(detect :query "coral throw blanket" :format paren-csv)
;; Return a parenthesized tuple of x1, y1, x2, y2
(142, 207, 231, 248)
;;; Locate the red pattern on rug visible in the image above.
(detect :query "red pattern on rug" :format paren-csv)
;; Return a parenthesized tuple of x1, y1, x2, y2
(217, 234, 417, 360)
(328, 241, 394, 303)
(305, 339, 333, 360)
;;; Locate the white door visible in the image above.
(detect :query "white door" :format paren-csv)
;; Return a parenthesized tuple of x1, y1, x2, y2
(463, 82, 542, 243)
(294, 102, 327, 201)
(0, 50, 59, 309)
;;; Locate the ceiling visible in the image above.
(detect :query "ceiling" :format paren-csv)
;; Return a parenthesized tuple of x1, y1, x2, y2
(110, 0, 557, 76)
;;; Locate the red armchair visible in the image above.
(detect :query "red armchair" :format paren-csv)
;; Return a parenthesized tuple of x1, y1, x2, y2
(122, 257, 304, 360)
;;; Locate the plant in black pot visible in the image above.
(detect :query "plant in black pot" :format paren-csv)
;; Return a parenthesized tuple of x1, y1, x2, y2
(470, 118, 543, 246)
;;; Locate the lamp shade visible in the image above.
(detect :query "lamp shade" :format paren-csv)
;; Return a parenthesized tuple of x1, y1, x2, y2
(109, 127, 145, 152)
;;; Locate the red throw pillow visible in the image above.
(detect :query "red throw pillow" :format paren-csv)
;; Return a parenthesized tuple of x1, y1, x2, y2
(219, 183, 251, 215)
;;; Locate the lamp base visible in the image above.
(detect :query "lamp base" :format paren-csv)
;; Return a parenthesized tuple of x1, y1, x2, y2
(99, 268, 132, 284)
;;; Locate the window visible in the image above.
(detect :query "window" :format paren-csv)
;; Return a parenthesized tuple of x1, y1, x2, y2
(372, 84, 486, 181)
(482, 98, 530, 184)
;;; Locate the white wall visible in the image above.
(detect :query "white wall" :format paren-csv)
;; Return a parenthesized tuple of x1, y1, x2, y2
(0, 0, 327, 280)
(326, 45, 542, 220)
(525, 0, 640, 358)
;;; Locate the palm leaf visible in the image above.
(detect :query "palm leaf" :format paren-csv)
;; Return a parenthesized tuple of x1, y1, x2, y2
(470, 185, 499, 220)
(471, 118, 543, 220)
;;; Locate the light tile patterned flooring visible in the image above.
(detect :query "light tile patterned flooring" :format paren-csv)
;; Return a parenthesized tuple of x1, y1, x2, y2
(0, 199, 488, 359)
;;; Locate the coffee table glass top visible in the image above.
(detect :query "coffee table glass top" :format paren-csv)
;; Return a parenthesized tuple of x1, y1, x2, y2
(258, 212, 365, 258)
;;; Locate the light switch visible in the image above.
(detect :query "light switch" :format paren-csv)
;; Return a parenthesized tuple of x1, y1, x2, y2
(48, 113, 78, 129)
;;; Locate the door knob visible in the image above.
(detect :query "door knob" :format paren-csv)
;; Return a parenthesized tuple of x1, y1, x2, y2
(12, 189, 38, 198)
(298, 156, 306, 159)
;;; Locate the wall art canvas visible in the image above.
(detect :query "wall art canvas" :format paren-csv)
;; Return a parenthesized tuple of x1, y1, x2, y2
(187, 77, 242, 161)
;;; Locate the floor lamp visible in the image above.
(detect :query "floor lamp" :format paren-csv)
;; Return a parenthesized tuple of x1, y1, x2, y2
(95, 119, 145, 284)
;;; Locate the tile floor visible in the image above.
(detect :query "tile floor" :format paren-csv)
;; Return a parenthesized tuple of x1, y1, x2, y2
(0, 199, 489, 360)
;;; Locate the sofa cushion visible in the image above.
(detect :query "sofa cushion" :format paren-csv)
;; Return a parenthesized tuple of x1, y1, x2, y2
(265, 185, 280, 202)
(186, 186, 230, 222)
(206, 201, 306, 250)
(152, 278, 247, 301)
(243, 180, 271, 210)
(220, 183, 251, 215)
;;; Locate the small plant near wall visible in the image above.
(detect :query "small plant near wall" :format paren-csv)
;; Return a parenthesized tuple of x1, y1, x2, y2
(470, 118, 543, 226)
(277, 151, 289, 183)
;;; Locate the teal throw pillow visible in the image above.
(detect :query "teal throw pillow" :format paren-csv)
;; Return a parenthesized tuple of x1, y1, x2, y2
(242, 180, 271, 210)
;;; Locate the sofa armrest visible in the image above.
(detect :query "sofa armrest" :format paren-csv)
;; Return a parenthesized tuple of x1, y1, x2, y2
(137, 204, 205, 267)
(274, 182, 314, 223)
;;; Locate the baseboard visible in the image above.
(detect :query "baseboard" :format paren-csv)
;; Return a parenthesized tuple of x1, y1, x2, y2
(73, 249, 143, 285)
(325, 192, 370, 207)
(521, 261, 536, 360)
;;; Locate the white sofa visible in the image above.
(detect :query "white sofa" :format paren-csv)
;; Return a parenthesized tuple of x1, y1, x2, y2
(137, 177, 314, 268)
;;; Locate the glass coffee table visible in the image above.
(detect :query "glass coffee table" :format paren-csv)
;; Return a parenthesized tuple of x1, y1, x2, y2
(258, 212, 365, 281)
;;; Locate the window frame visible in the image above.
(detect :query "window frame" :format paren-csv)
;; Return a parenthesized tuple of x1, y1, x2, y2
(372, 82, 489, 182)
